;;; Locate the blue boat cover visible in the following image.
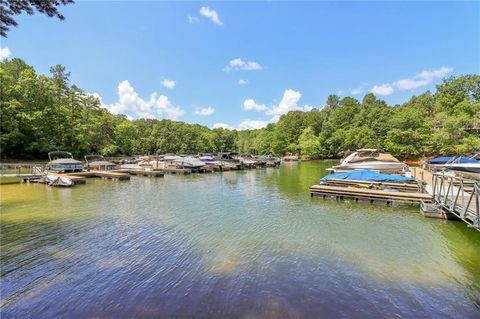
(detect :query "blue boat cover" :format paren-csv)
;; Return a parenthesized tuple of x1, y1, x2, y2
(427, 157, 454, 164)
(455, 156, 479, 163)
(321, 169, 415, 183)
(427, 156, 479, 164)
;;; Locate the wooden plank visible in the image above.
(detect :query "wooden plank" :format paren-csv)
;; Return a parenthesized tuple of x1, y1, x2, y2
(90, 170, 130, 180)
(310, 185, 431, 199)
(322, 179, 420, 192)
(117, 169, 165, 177)
(159, 168, 191, 174)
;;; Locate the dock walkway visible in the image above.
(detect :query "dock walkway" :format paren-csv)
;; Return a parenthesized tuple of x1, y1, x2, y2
(426, 173, 479, 231)
(310, 184, 431, 205)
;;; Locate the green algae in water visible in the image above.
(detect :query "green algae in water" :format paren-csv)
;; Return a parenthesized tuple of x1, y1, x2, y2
(1, 161, 479, 318)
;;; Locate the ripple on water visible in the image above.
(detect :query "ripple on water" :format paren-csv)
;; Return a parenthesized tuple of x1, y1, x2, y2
(1, 162, 479, 318)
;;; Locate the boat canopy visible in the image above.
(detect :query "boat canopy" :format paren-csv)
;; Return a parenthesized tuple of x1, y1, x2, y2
(427, 156, 479, 164)
(321, 169, 415, 183)
(427, 157, 455, 164)
(346, 150, 400, 163)
(452, 156, 479, 163)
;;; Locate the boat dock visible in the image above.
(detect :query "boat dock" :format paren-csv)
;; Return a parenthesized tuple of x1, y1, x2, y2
(310, 184, 431, 205)
(311, 166, 479, 231)
(114, 169, 164, 177)
(157, 168, 191, 174)
(20, 174, 87, 185)
(69, 171, 131, 181)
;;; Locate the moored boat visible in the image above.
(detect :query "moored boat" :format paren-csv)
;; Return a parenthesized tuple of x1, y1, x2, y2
(445, 153, 480, 175)
(85, 154, 118, 171)
(47, 151, 83, 173)
(172, 156, 206, 169)
(328, 149, 406, 174)
(283, 153, 299, 162)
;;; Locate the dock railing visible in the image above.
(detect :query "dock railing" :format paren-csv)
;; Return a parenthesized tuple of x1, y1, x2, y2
(0, 163, 46, 177)
(432, 172, 479, 231)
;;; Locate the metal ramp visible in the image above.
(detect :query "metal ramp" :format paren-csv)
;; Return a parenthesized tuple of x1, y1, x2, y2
(430, 173, 480, 231)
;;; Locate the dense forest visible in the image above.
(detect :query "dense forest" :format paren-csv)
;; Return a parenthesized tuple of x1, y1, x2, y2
(1, 58, 479, 160)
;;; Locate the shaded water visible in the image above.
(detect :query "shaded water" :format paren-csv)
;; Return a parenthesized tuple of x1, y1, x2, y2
(1, 161, 479, 318)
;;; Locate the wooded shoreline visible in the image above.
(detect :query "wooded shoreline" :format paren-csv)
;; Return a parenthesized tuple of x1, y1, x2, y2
(1, 58, 479, 160)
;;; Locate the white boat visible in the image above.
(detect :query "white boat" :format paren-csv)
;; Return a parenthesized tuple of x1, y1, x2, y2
(40, 174, 74, 187)
(328, 149, 406, 173)
(173, 157, 205, 169)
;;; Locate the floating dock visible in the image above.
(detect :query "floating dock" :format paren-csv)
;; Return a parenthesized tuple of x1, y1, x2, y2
(158, 168, 190, 175)
(114, 169, 164, 177)
(322, 178, 422, 193)
(310, 184, 431, 205)
(52, 170, 131, 181)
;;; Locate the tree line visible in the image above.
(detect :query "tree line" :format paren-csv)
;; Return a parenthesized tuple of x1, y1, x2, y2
(1, 58, 479, 160)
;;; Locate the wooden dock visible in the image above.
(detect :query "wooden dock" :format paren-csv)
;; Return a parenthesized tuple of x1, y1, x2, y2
(310, 184, 432, 205)
(322, 178, 421, 192)
(88, 170, 130, 180)
(114, 169, 165, 177)
(62, 170, 131, 181)
(158, 168, 190, 175)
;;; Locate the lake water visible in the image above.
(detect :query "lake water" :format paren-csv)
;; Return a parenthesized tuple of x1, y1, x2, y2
(1, 161, 479, 318)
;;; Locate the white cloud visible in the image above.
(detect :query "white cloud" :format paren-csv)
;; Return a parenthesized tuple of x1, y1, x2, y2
(104, 80, 184, 120)
(266, 89, 312, 116)
(393, 66, 453, 90)
(369, 66, 453, 97)
(194, 106, 215, 116)
(236, 89, 317, 130)
(237, 120, 270, 130)
(350, 83, 368, 95)
(243, 99, 267, 111)
(371, 84, 394, 96)
(223, 58, 262, 72)
(200, 6, 223, 26)
(213, 123, 232, 129)
(238, 79, 249, 85)
(188, 16, 199, 24)
(161, 79, 176, 89)
(0, 47, 11, 59)
(243, 89, 315, 117)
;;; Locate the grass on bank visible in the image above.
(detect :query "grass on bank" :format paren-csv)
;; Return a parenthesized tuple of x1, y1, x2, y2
(0, 177, 21, 185)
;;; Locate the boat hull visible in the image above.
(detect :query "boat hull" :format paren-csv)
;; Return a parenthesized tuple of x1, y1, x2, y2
(448, 164, 480, 174)
(330, 162, 406, 173)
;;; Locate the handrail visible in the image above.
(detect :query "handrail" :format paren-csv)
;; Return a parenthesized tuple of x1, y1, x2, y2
(431, 173, 479, 231)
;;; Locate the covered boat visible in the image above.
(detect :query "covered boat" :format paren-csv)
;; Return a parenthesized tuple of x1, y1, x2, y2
(47, 151, 83, 173)
(215, 153, 243, 169)
(40, 174, 74, 187)
(85, 155, 117, 171)
(329, 149, 406, 173)
(426, 156, 456, 165)
(321, 169, 415, 183)
(172, 157, 206, 169)
(446, 154, 480, 175)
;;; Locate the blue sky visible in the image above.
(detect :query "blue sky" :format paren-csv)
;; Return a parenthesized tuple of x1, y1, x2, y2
(1, 1, 479, 129)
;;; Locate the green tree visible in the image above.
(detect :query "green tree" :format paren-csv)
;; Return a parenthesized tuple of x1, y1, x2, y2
(1, 0, 75, 37)
(298, 127, 320, 158)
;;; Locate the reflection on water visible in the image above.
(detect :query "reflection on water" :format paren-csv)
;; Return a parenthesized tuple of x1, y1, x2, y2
(1, 161, 479, 318)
